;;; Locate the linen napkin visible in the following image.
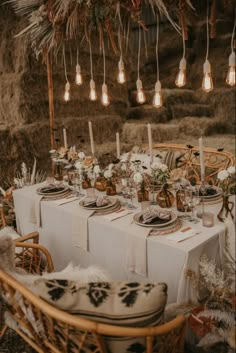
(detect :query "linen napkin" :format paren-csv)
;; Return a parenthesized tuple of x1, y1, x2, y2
(71, 207, 95, 251)
(166, 227, 202, 242)
(28, 193, 44, 227)
(126, 224, 151, 277)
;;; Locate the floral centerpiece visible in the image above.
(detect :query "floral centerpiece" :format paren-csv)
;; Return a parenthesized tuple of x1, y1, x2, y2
(103, 164, 116, 195)
(217, 166, 235, 222)
(150, 161, 169, 185)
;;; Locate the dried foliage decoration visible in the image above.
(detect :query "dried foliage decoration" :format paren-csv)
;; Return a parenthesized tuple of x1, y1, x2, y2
(6, 0, 196, 57)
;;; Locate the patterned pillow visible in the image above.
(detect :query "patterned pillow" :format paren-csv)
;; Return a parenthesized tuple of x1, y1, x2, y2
(32, 279, 168, 353)
(0, 226, 20, 240)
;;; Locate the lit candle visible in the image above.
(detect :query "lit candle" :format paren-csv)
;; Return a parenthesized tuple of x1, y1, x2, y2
(116, 132, 120, 159)
(88, 121, 95, 155)
(199, 137, 205, 182)
(63, 128, 68, 149)
(147, 123, 153, 163)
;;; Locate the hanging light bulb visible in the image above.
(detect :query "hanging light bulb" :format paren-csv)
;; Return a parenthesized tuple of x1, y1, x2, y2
(226, 52, 235, 86)
(136, 79, 146, 104)
(175, 57, 187, 87)
(202, 60, 214, 92)
(75, 64, 83, 85)
(153, 80, 163, 108)
(89, 79, 97, 101)
(117, 58, 126, 84)
(64, 81, 70, 102)
(101, 83, 110, 106)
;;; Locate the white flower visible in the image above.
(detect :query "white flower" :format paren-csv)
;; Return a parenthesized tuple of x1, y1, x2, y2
(160, 163, 168, 173)
(217, 170, 229, 181)
(227, 166, 235, 175)
(121, 163, 127, 171)
(49, 149, 56, 154)
(78, 151, 85, 159)
(108, 163, 114, 171)
(104, 170, 113, 179)
(93, 165, 101, 174)
(75, 161, 83, 170)
(151, 161, 161, 170)
(133, 172, 143, 183)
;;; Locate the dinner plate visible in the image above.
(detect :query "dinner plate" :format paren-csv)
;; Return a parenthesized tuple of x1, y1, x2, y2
(36, 185, 69, 196)
(133, 209, 178, 228)
(79, 197, 118, 210)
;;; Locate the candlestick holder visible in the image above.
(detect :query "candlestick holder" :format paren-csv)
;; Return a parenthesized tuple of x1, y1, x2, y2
(198, 181, 206, 219)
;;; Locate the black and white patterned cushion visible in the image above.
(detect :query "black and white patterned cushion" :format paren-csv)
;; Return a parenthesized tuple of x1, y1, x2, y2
(33, 279, 168, 353)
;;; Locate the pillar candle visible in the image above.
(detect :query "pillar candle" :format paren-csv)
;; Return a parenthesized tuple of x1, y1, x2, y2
(116, 132, 120, 159)
(147, 123, 153, 163)
(199, 137, 205, 182)
(88, 121, 95, 155)
(63, 128, 68, 149)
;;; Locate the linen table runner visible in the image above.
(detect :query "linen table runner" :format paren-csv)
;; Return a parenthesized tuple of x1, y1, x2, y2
(71, 207, 95, 251)
(126, 224, 150, 277)
(28, 193, 44, 227)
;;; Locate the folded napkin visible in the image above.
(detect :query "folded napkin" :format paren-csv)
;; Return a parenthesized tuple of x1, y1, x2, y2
(126, 224, 151, 276)
(71, 207, 95, 251)
(28, 193, 44, 227)
(82, 195, 109, 207)
(103, 209, 133, 221)
(166, 227, 202, 242)
(142, 208, 171, 224)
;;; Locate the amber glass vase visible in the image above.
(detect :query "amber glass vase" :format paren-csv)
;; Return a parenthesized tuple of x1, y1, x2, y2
(156, 184, 175, 208)
(54, 162, 63, 181)
(217, 195, 234, 222)
(82, 175, 91, 189)
(106, 178, 116, 196)
(95, 176, 107, 192)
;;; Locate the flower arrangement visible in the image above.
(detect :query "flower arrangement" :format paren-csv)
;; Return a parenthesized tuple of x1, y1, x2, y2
(217, 166, 236, 195)
(49, 147, 68, 164)
(150, 161, 169, 184)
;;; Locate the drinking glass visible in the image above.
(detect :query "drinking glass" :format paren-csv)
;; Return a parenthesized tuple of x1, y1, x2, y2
(191, 188, 201, 223)
(179, 188, 191, 220)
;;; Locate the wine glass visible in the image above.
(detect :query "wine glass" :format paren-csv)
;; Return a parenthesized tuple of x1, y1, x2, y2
(191, 188, 201, 223)
(179, 188, 191, 220)
(74, 170, 85, 198)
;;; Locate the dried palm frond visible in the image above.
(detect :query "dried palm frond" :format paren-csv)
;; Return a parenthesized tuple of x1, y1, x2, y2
(6, 0, 42, 16)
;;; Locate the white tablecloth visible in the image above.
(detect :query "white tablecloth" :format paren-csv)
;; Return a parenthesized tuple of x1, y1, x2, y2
(13, 184, 226, 304)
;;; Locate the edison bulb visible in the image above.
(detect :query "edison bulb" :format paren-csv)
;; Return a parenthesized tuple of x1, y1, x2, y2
(136, 79, 146, 104)
(175, 57, 187, 88)
(117, 58, 126, 84)
(64, 81, 70, 102)
(175, 70, 186, 87)
(101, 83, 110, 106)
(202, 73, 213, 92)
(75, 64, 83, 85)
(202, 60, 214, 92)
(152, 80, 163, 108)
(89, 79, 97, 101)
(226, 52, 235, 86)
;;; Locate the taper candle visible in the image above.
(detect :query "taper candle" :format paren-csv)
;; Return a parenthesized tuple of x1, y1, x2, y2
(199, 137, 205, 182)
(116, 132, 120, 159)
(147, 123, 153, 163)
(63, 128, 68, 149)
(88, 121, 95, 155)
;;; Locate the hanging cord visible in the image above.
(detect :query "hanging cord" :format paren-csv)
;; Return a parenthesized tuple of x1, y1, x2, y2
(182, 25, 186, 59)
(156, 13, 159, 82)
(137, 24, 141, 80)
(63, 45, 69, 82)
(118, 25, 123, 59)
(205, 0, 209, 61)
(102, 42, 106, 84)
(88, 36, 93, 80)
(231, 7, 236, 52)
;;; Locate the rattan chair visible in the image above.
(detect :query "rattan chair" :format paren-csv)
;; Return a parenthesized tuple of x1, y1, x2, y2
(0, 267, 186, 353)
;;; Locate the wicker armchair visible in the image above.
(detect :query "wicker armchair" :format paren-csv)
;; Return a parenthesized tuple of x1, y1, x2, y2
(0, 267, 186, 353)
(144, 143, 235, 185)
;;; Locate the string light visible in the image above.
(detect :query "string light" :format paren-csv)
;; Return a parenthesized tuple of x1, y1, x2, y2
(88, 36, 97, 101)
(226, 11, 236, 86)
(175, 30, 187, 87)
(63, 45, 70, 101)
(136, 25, 146, 104)
(75, 47, 83, 85)
(202, 0, 214, 93)
(152, 13, 163, 108)
(117, 27, 126, 84)
(101, 43, 110, 106)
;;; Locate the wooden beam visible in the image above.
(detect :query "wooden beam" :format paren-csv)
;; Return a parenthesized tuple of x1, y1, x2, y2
(46, 51, 55, 149)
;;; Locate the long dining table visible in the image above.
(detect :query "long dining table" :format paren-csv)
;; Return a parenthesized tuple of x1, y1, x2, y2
(13, 183, 226, 304)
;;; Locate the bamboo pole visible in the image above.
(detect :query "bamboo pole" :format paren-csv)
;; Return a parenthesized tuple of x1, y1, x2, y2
(46, 51, 55, 149)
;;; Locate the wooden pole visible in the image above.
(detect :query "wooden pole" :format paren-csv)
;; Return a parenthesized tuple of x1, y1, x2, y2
(46, 51, 55, 149)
